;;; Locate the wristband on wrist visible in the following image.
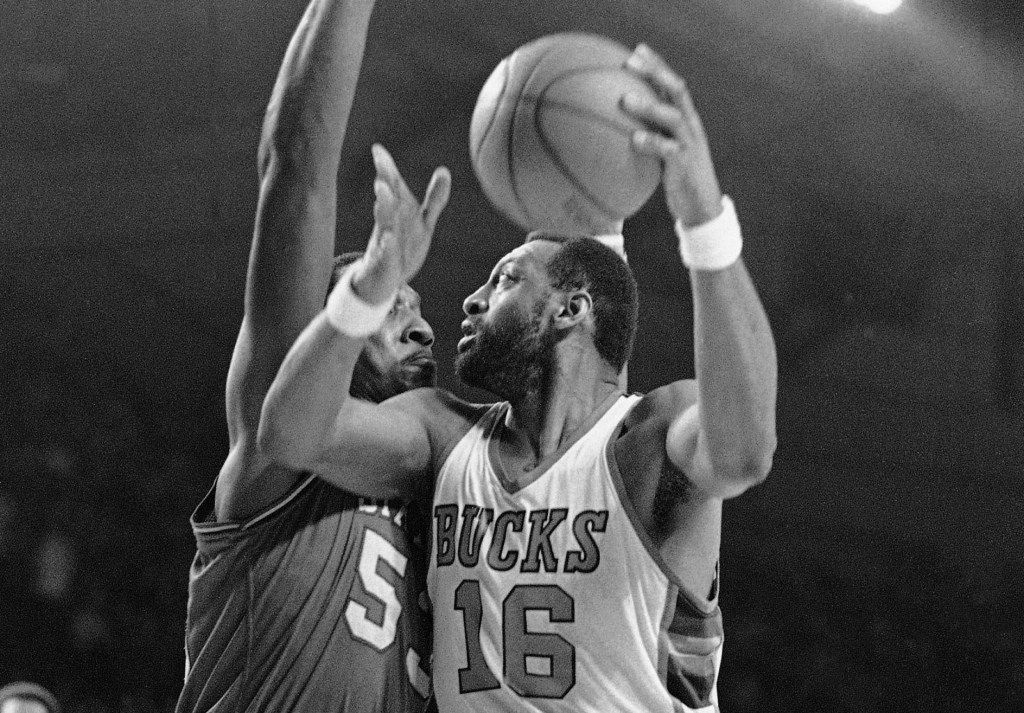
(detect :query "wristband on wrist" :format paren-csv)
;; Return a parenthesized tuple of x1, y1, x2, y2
(324, 267, 395, 338)
(675, 195, 743, 271)
(592, 232, 627, 262)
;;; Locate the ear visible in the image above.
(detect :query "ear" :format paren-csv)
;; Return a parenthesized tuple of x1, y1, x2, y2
(551, 289, 592, 330)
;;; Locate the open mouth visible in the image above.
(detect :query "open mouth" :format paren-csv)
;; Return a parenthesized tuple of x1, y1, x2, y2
(458, 321, 478, 353)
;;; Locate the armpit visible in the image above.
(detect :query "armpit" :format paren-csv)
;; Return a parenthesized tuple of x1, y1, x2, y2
(651, 459, 694, 541)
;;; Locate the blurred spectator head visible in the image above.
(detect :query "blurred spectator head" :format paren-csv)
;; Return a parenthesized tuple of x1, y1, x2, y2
(0, 682, 61, 713)
(32, 532, 76, 604)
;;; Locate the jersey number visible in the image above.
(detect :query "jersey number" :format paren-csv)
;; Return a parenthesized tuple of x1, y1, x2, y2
(455, 581, 576, 698)
(346, 529, 408, 649)
(346, 529, 430, 698)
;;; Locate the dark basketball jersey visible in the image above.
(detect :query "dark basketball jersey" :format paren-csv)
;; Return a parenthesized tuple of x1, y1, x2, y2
(176, 474, 432, 713)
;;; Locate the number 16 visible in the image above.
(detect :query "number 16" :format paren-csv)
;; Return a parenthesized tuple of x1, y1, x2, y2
(454, 581, 577, 699)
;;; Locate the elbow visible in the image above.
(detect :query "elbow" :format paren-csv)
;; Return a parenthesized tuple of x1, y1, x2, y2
(722, 457, 771, 493)
(712, 436, 776, 496)
(739, 449, 774, 489)
(256, 417, 286, 463)
(743, 428, 777, 485)
(257, 96, 327, 181)
(256, 99, 283, 178)
(733, 416, 777, 487)
(256, 130, 306, 183)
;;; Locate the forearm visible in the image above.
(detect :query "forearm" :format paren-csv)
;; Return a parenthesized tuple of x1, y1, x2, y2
(618, 44, 776, 495)
(258, 0, 375, 177)
(258, 312, 363, 470)
(691, 259, 777, 484)
(244, 0, 375, 344)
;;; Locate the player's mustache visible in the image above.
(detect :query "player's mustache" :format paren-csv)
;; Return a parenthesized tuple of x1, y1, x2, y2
(402, 349, 436, 366)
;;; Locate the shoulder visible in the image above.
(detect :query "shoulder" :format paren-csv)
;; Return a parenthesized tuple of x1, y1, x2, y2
(622, 380, 698, 430)
(213, 437, 307, 523)
(380, 387, 494, 467)
(614, 383, 696, 471)
(612, 382, 705, 535)
(380, 387, 490, 427)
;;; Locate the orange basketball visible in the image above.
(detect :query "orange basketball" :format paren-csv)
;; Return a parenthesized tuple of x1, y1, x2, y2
(469, 32, 662, 234)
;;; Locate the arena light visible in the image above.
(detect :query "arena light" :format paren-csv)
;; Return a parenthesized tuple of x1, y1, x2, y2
(850, 0, 902, 14)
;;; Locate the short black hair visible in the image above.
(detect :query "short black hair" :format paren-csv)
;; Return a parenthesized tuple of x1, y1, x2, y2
(326, 251, 364, 301)
(525, 231, 638, 371)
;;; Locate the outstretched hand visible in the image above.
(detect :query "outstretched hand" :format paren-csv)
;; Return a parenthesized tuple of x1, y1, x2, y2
(352, 144, 452, 304)
(620, 44, 723, 228)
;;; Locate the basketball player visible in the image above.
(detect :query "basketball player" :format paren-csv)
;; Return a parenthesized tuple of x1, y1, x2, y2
(259, 43, 776, 713)
(175, 0, 450, 710)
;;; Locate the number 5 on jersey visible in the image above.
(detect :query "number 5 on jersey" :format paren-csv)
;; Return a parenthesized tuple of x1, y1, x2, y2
(346, 528, 431, 698)
(346, 529, 407, 649)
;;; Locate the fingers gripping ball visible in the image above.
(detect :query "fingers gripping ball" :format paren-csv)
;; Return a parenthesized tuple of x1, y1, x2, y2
(470, 32, 662, 234)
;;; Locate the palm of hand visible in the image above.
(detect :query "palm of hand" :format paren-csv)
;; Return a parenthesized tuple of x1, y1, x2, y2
(372, 183, 433, 284)
(361, 144, 451, 293)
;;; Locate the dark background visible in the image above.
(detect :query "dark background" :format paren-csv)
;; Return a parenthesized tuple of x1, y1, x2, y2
(1, 0, 1022, 710)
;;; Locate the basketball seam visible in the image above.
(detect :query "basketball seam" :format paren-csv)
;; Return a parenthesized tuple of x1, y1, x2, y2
(536, 99, 637, 137)
(528, 91, 622, 221)
(508, 45, 559, 227)
(535, 65, 655, 222)
(542, 66, 643, 134)
(473, 59, 508, 161)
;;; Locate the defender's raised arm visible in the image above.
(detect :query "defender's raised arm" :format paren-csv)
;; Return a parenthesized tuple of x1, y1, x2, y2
(179, 3, 445, 712)
(258, 145, 451, 501)
(217, 0, 378, 521)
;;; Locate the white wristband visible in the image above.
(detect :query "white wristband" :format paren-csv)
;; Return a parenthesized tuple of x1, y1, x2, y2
(675, 195, 743, 271)
(589, 231, 626, 262)
(324, 267, 395, 338)
(592, 233, 627, 262)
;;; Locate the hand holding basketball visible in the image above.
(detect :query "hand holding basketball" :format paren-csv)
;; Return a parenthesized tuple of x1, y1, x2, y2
(470, 33, 663, 235)
(621, 44, 724, 228)
(354, 144, 451, 304)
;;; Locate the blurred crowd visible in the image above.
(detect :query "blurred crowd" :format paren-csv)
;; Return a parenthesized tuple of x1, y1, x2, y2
(1, 369, 199, 712)
(2, 368, 1022, 712)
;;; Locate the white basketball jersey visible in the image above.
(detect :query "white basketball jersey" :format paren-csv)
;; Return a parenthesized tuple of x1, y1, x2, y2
(428, 394, 724, 713)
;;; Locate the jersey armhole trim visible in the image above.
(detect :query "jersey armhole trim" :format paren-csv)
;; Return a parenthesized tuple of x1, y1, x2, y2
(192, 473, 319, 535)
(604, 415, 719, 617)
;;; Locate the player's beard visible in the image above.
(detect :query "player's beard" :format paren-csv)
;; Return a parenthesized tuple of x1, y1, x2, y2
(350, 352, 436, 404)
(455, 299, 555, 403)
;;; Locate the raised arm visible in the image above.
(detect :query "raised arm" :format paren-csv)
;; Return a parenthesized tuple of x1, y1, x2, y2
(217, 0, 377, 520)
(258, 145, 451, 501)
(623, 45, 777, 500)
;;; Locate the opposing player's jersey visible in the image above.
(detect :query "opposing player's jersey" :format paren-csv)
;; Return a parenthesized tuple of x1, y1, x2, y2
(176, 474, 432, 713)
(428, 394, 723, 713)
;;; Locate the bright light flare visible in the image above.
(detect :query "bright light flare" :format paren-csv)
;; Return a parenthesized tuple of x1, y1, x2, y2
(851, 0, 903, 14)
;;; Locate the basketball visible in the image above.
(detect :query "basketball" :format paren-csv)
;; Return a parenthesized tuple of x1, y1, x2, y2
(469, 32, 663, 234)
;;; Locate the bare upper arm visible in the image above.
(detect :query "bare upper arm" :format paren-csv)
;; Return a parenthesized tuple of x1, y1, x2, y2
(618, 379, 760, 513)
(215, 0, 376, 522)
(613, 383, 702, 532)
(217, 165, 337, 523)
(662, 378, 773, 500)
(302, 388, 482, 503)
(613, 379, 770, 536)
(612, 384, 723, 597)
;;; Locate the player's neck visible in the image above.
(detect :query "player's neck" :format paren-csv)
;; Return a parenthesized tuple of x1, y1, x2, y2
(505, 346, 620, 459)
